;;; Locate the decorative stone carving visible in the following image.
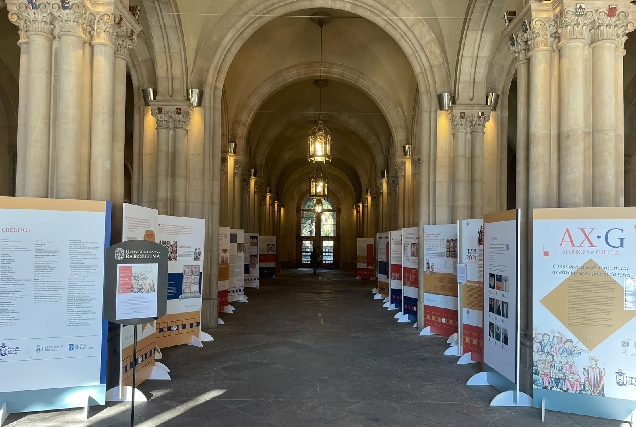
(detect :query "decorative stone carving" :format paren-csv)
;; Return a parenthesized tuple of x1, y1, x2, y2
(7, 0, 54, 37)
(220, 156, 228, 172)
(388, 178, 398, 195)
(555, 7, 594, 43)
(151, 107, 170, 129)
(411, 157, 420, 174)
(449, 112, 470, 134)
(90, 11, 115, 45)
(371, 194, 379, 209)
(394, 158, 407, 176)
(234, 158, 246, 175)
(589, 9, 634, 44)
(509, 28, 529, 60)
(51, 0, 85, 36)
(528, 17, 555, 51)
(171, 107, 192, 129)
(376, 179, 383, 194)
(113, 12, 137, 57)
(469, 113, 490, 133)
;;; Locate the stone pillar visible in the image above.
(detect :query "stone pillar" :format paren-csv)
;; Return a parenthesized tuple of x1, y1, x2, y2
(590, 11, 622, 206)
(411, 157, 420, 227)
(233, 157, 245, 229)
(497, 91, 509, 211)
(469, 113, 488, 218)
(483, 114, 498, 215)
(395, 158, 406, 229)
(388, 178, 398, 230)
(376, 178, 384, 232)
(152, 107, 170, 214)
(557, 9, 591, 207)
(254, 179, 262, 233)
(220, 155, 229, 225)
(80, 40, 92, 200)
(14, 31, 28, 197)
(451, 112, 470, 221)
(616, 29, 627, 206)
(512, 32, 529, 215)
(173, 107, 191, 217)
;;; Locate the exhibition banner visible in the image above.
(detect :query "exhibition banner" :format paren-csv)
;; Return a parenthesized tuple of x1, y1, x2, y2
(156, 215, 205, 348)
(423, 224, 458, 337)
(377, 232, 390, 297)
(402, 227, 419, 322)
(356, 238, 375, 279)
(244, 233, 260, 289)
(120, 203, 159, 388)
(389, 230, 403, 308)
(483, 210, 518, 384)
(229, 229, 245, 302)
(532, 207, 636, 419)
(259, 236, 276, 278)
(218, 227, 230, 311)
(459, 219, 484, 362)
(0, 197, 110, 413)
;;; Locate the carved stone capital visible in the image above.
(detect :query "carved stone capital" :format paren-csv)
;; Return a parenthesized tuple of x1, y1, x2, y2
(388, 178, 398, 195)
(113, 12, 137, 57)
(7, 0, 54, 37)
(528, 17, 555, 51)
(411, 157, 420, 174)
(170, 107, 192, 129)
(589, 9, 634, 45)
(469, 113, 490, 133)
(151, 107, 170, 129)
(90, 12, 115, 45)
(52, 0, 86, 37)
(450, 112, 470, 134)
(254, 178, 263, 195)
(509, 30, 529, 60)
(376, 179, 383, 194)
(555, 7, 594, 43)
(233, 158, 246, 175)
(220, 156, 228, 172)
(394, 158, 407, 176)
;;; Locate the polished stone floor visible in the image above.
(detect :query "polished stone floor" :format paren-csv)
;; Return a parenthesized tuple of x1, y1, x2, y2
(6, 269, 626, 426)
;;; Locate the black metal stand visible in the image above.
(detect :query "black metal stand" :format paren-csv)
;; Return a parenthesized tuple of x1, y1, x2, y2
(131, 325, 137, 427)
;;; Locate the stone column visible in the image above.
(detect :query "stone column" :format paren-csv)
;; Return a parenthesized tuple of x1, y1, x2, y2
(376, 178, 384, 232)
(152, 107, 171, 214)
(388, 178, 398, 230)
(451, 112, 470, 221)
(233, 157, 245, 229)
(395, 158, 406, 229)
(10, 3, 54, 197)
(557, 8, 591, 207)
(254, 179, 262, 233)
(511, 32, 529, 216)
(90, 12, 116, 201)
(172, 107, 191, 217)
(616, 27, 628, 206)
(13, 28, 28, 197)
(220, 155, 229, 225)
(469, 113, 488, 218)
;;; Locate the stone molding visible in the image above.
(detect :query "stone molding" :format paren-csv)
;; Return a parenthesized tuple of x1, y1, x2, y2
(388, 178, 398, 195)
(590, 9, 634, 45)
(150, 106, 192, 129)
(113, 13, 137, 57)
(411, 157, 420, 174)
(220, 156, 228, 173)
(151, 106, 170, 129)
(171, 107, 192, 129)
(528, 17, 555, 51)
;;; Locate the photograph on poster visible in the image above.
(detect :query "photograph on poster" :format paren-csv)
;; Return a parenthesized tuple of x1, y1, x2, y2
(250, 236, 258, 246)
(489, 297, 495, 314)
(159, 240, 178, 261)
(489, 273, 495, 289)
(194, 247, 201, 261)
(267, 244, 275, 253)
(625, 277, 636, 311)
(489, 322, 494, 338)
(116, 263, 158, 320)
(411, 243, 418, 258)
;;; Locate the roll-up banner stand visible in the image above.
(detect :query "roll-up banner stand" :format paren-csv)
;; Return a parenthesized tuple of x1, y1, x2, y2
(532, 207, 636, 421)
(229, 230, 246, 304)
(466, 209, 531, 407)
(420, 224, 458, 338)
(0, 197, 110, 423)
(218, 227, 230, 314)
(402, 227, 419, 324)
(356, 238, 375, 281)
(377, 232, 390, 307)
(244, 233, 260, 289)
(259, 236, 276, 278)
(456, 219, 484, 363)
(389, 230, 402, 313)
(156, 215, 210, 349)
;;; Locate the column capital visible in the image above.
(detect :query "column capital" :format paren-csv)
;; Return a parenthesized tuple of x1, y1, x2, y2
(589, 8, 634, 45)
(388, 177, 398, 195)
(7, 0, 54, 37)
(254, 178, 263, 194)
(555, 7, 594, 44)
(233, 156, 246, 175)
(151, 106, 170, 129)
(469, 112, 490, 133)
(89, 11, 116, 45)
(528, 17, 556, 51)
(411, 156, 420, 174)
(449, 111, 470, 134)
(170, 107, 192, 129)
(376, 178, 383, 194)
(394, 157, 407, 176)
(51, 0, 87, 37)
(113, 13, 139, 58)
(509, 30, 529, 61)
(220, 155, 228, 172)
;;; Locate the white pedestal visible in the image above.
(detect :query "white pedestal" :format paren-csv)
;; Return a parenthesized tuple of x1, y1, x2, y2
(382, 302, 390, 308)
(148, 364, 171, 380)
(200, 331, 214, 342)
(374, 293, 383, 300)
(419, 326, 434, 336)
(189, 336, 203, 347)
(393, 311, 403, 319)
(444, 345, 461, 356)
(457, 352, 477, 365)
(0, 402, 8, 427)
(106, 386, 148, 403)
(387, 303, 398, 311)
(413, 323, 417, 328)
(466, 372, 532, 407)
(447, 333, 458, 346)
(223, 306, 234, 314)
(218, 318, 225, 325)
(397, 314, 410, 323)
(372, 288, 378, 294)
(155, 362, 170, 373)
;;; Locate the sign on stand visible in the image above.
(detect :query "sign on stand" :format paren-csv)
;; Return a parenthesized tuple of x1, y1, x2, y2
(356, 238, 375, 280)
(0, 197, 110, 423)
(218, 227, 230, 314)
(402, 227, 419, 324)
(229, 230, 246, 304)
(377, 233, 390, 306)
(467, 210, 530, 407)
(532, 207, 636, 421)
(244, 233, 260, 289)
(389, 230, 402, 313)
(259, 236, 276, 278)
(421, 224, 458, 338)
(104, 240, 168, 426)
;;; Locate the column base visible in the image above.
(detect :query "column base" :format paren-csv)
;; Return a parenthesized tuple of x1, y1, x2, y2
(201, 298, 219, 329)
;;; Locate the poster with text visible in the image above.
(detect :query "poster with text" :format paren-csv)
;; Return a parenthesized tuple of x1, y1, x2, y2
(389, 230, 403, 308)
(120, 204, 159, 388)
(244, 233, 260, 289)
(218, 227, 230, 311)
(259, 236, 276, 278)
(229, 230, 245, 302)
(156, 215, 205, 348)
(0, 197, 110, 412)
(357, 238, 375, 279)
(377, 232, 390, 297)
(533, 207, 636, 408)
(402, 227, 419, 322)
(423, 224, 458, 337)
(458, 219, 484, 362)
(483, 210, 518, 383)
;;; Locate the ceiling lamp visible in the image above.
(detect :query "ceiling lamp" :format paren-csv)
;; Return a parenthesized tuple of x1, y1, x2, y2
(315, 199, 323, 213)
(308, 13, 332, 163)
(310, 166, 329, 200)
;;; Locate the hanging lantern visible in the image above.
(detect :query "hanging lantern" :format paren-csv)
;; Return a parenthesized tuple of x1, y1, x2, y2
(315, 199, 323, 213)
(310, 166, 328, 199)
(307, 120, 332, 163)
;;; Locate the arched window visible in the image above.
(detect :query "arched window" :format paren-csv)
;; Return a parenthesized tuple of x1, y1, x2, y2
(299, 195, 339, 266)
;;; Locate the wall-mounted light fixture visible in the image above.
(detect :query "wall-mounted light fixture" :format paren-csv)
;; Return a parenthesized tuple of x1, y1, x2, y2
(250, 168, 257, 178)
(403, 145, 412, 157)
(188, 89, 203, 108)
(366, 188, 371, 196)
(381, 170, 388, 179)
(228, 142, 237, 155)
(266, 186, 271, 195)
(142, 88, 157, 106)
(504, 10, 516, 26)
(486, 93, 500, 111)
(437, 93, 452, 111)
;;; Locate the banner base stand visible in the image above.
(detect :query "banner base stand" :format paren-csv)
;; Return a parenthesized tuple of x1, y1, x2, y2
(444, 345, 461, 356)
(155, 362, 170, 373)
(237, 296, 248, 303)
(218, 318, 225, 325)
(374, 293, 383, 300)
(457, 352, 477, 365)
(223, 307, 234, 314)
(154, 346, 163, 360)
(188, 336, 203, 347)
(382, 302, 390, 308)
(200, 331, 214, 342)
(413, 323, 417, 328)
(447, 333, 458, 346)
(397, 314, 410, 323)
(372, 287, 378, 293)
(228, 304, 236, 310)
(419, 326, 434, 336)
(0, 402, 8, 427)
(490, 390, 532, 407)
(387, 303, 399, 311)
(393, 311, 403, 319)
(106, 386, 148, 403)
(541, 398, 545, 422)
(148, 365, 171, 381)
(383, 297, 389, 302)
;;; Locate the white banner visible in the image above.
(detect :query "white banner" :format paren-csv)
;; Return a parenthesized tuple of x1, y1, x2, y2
(218, 227, 230, 310)
(458, 219, 484, 361)
(389, 230, 402, 307)
(229, 229, 245, 302)
(244, 233, 260, 289)
(402, 227, 419, 319)
(376, 232, 390, 295)
(356, 238, 375, 279)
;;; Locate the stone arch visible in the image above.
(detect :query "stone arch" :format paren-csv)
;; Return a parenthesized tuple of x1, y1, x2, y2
(232, 62, 406, 157)
(191, 0, 450, 99)
(486, 31, 516, 96)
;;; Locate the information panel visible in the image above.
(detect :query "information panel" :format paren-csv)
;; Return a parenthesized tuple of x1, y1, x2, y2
(402, 227, 419, 322)
(483, 210, 518, 383)
(377, 232, 390, 298)
(389, 230, 402, 309)
(229, 229, 245, 303)
(423, 224, 458, 337)
(218, 227, 230, 312)
(532, 207, 636, 419)
(356, 238, 375, 279)
(0, 197, 110, 413)
(156, 215, 205, 348)
(459, 219, 484, 362)
(244, 233, 260, 289)
(259, 236, 276, 278)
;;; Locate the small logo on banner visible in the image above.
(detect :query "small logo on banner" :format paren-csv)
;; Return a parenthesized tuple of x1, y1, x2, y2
(115, 247, 125, 261)
(0, 343, 21, 357)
